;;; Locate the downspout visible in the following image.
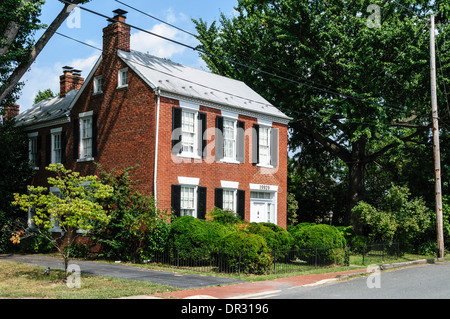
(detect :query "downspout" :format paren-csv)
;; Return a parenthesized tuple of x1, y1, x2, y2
(154, 87, 161, 205)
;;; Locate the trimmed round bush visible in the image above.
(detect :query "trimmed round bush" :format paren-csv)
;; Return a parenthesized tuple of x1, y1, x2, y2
(291, 224, 347, 265)
(218, 231, 273, 274)
(248, 222, 293, 252)
(167, 216, 231, 259)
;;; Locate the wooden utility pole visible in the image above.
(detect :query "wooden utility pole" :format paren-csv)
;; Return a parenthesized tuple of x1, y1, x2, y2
(430, 15, 445, 259)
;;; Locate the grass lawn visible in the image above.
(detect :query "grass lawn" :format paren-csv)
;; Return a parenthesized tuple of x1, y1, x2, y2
(0, 260, 177, 299)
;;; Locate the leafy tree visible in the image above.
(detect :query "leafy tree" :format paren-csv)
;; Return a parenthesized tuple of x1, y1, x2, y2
(0, 0, 92, 108)
(33, 88, 56, 104)
(352, 185, 433, 252)
(0, 117, 34, 253)
(88, 166, 168, 263)
(12, 164, 113, 275)
(193, 0, 450, 229)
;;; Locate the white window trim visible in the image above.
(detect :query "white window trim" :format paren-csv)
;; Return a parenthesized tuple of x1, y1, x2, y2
(93, 75, 103, 94)
(257, 125, 272, 168)
(51, 127, 63, 164)
(118, 67, 128, 88)
(221, 117, 239, 163)
(49, 187, 63, 233)
(178, 176, 200, 186)
(180, 185, 198, 218)
(78, 111, 94, 162)
(27, 132, 39, 170)
(178, 108, 201, 159)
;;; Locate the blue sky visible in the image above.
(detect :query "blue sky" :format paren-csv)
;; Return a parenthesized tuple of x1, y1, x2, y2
(17, 0, 237, 111)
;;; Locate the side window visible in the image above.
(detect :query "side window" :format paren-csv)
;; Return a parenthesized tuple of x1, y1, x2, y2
(252, 124, 278, 167)
(118, 68, 128, 88)
(27, 132, 39, 169)
(171, 184, 207, 219)
(76, 111, 97, 161)
(93, 75, 103, 94)
(172, 107, 207, 158)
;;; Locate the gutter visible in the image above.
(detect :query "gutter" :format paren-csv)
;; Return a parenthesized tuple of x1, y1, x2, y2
(154, 87, 161, 205)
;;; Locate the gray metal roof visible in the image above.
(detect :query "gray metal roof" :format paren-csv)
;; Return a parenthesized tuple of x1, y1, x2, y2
(15, 90, 77, 128)
(118, 50, 291, 123)
(16, 49, 291, 129)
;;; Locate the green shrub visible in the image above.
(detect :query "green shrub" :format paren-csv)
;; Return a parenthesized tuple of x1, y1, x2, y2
(139, 219, 172, 260)
(168, 216, 231, 259)
(206, 207, 241, 225)
(248, 222, 293, 252)
(218, 231, 273, 274)
(291, 224, 347, 265)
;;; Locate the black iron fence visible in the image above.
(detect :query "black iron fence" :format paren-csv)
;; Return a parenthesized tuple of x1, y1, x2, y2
(141, 240, 400, 276)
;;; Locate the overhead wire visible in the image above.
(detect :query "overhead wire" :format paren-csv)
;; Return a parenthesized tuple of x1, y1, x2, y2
(58, 0, 424, 115)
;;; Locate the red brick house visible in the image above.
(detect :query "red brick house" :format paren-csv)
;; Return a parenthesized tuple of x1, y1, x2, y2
(15, 10, 291, 228)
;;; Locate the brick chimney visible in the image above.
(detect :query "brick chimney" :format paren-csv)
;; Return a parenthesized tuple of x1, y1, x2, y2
(60, 66, 84, 97)
(4, 104, 20, 119)
(102, 9, 130, 56)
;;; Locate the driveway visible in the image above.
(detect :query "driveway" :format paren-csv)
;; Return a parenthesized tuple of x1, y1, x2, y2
(0, 254, 245, 289)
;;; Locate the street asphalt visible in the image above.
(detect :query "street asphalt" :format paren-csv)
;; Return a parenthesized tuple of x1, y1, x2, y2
(0, 254, 245, 289)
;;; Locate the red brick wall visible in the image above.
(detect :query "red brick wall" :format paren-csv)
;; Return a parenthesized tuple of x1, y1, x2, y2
(156, 97, 288, 228)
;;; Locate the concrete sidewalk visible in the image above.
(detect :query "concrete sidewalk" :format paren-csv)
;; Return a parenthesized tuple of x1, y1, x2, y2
(157, 269, 366, 299)
(0, 254, 245, 289)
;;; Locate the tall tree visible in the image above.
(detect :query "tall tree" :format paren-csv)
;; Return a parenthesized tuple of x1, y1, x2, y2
(194, 0, 450, 229)
(0, 0, 91, 108)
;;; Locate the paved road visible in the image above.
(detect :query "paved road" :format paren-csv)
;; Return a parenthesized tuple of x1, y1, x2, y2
(262, 262, 450, 299)
(0, 254, 245, 289)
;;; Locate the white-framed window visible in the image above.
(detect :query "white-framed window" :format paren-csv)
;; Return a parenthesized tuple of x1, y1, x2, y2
(259, 126, 271, 166)
(49, 187, 63, 233)
(118, 68, 128, 88)
(79, 111, 93, 160)
(223, 189, 236, 212)
(93, 75, 102, 94)
(223, 119, 236, 161)
(180, 185, 196, 217)
(51, 128, 62, 164)
(28, 132, 39, 169)
(181, 110, 196, 155)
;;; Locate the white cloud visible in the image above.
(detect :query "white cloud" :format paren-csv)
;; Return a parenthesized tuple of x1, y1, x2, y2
(17, 53, 99, 112)
(130, 23, 190, 59)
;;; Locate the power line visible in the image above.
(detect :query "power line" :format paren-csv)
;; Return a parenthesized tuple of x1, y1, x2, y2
(57, 0, 435, 117)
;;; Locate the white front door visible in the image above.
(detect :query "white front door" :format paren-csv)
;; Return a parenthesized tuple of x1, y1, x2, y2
(250, 191, 277, 224)
(251, 201, 266, 223)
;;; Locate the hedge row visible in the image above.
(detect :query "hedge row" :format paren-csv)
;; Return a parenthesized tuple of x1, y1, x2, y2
(140, 210, 348, 274)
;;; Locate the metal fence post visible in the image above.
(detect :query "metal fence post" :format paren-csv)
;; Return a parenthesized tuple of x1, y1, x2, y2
(273, 250, 277, 273)
(238, 251, 241, 276)
(363, 244, 365, 265)
(315, 247, 318, 268)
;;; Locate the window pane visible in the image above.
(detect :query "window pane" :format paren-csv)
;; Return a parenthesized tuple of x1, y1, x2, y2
(223, 119, 236, 159)
(181, 111, 195, 154)
(223, 190, 234, 211)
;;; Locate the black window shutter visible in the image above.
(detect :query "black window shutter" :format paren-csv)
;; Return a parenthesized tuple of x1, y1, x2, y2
(215, 116, 223, 161)
(236, 120, 245, 163)
(198, 112, 207, 158)
(92, 114, 98, 157)
(214, 188, 223, 209)
(197, 186, 207, 219)
(237, 190, 245, 221)
(171, 185, 181, 217)
(61, 131, 67, 164)
(252, 124, 259, 164)
(73, 119, 79, 160)
(36, 135, 42, 167)
(45, 134, 51, 165)
(270, 128, 278, 167)
(172, 107, 182, 155)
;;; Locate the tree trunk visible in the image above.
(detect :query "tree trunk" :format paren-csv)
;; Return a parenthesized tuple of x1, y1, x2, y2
(346, 139, 367, 233)
(0, 2, 81, 104)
